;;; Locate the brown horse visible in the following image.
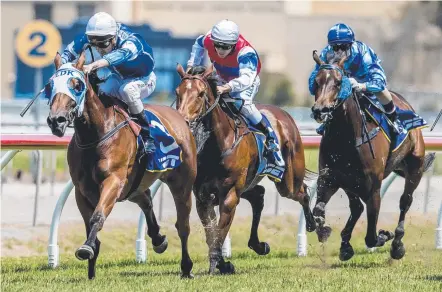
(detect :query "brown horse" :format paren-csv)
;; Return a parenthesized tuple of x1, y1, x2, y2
(46, 52, 197, 279)
(175, 64, 316, 274)
(310, 51, 435, 261)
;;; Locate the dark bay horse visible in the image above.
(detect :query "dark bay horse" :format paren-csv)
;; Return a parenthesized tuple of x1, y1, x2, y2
(175, 64, 316, 274)
(46, 52, 197, 279)
(310, 51, 435, 261)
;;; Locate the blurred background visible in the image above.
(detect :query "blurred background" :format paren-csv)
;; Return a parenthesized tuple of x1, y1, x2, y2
(1, 1, 442, 238)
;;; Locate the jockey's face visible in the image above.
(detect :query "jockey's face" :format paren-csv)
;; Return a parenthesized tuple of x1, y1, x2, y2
(331, 43, 351, 57)
(214, 42, 234, 58)
(96, 37, 116, 55)
(88, 35, 116, 56)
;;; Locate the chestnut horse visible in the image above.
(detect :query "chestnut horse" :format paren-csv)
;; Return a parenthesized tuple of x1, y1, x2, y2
(175, 64, 316, 274)
(46, 52, 197, 279)
(310, 51, 435, 261)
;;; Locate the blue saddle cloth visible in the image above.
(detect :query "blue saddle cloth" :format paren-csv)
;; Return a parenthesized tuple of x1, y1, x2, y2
(362, 94, 428, 152)
(137, 110, 182, 172)
(246, 113, 285, 182)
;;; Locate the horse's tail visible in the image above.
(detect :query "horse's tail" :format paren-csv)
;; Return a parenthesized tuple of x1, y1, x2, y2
(302, 168, 319, 197)
(423, 152, 436, 172)
(304, 168, 318, 181)
(393, 152, 436, 178)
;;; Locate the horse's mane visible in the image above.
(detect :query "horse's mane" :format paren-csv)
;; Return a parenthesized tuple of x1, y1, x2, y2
(188, 66, 218, 99)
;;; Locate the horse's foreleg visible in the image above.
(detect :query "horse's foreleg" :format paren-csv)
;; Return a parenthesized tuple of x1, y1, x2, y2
(195, 193, 218, 274)
(129, 189, 168, 254)
(364, 187, 382, 248)
(312, 176, 339, 243)
(391, 155, 424, 260)
(76, 174, 123, 265)
(241, 185, 269, 255)
(212, 187, 239, 275)
(168, 181, 194, 278)
(339, 192, 364, 261)
(75, 189, 101, 280)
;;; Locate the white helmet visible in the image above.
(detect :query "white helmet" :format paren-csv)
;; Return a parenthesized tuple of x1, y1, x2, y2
(210, 20, 239, 45)
(86, 12, 117, 37)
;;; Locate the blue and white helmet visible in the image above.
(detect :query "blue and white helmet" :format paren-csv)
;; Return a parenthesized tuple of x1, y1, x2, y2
(327, 23, 355, 45)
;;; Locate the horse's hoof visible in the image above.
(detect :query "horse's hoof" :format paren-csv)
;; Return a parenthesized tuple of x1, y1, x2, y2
(209, 261, 218, 275)
(153, 236, 168, 254)
(249, 242, 270, 256)
(317, 226, 332, 243)
(306, 221, 316, 232)
(339, 245, 354, 261)
(391, 242, 405, 260)
(314, 216, 325, 226)
(75, 245, 94, 260)
(366, 246, 377, 253)
(181, 273, 194, 279)
(218, 261, 235, 275)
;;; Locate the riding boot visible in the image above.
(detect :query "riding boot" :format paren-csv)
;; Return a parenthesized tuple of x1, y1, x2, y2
(385, 108, 405, 134)
(254, 119, 279, 152)
(134, 112, 156, 154)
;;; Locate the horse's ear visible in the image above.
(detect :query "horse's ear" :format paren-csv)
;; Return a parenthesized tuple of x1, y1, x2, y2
(338, 55, 348, 68)
(176, 63, 185, 78)
(54, 52, 62, 70)
(76, 51, 86, 70)
(202, 64, 214, 79)
(313, 50, 325, 66)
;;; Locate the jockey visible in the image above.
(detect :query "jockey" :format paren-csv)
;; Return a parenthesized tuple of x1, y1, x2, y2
(60, 12, 156, 154)
(309, 23, 405, 135)
(186, 19, 283, 162)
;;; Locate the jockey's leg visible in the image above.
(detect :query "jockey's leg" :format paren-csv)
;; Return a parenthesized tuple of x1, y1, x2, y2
(375, 89, 405, 134)
(233, 76, 279, 152)
(119, 72, 157, 154)
(97, 73, 123, 98)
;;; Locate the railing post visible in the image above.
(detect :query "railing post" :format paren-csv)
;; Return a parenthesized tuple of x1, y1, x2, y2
(48, 179, 74, 268)
(1, 150, 21, 171)
(32, 150, 43, 227)
(135, 179, 162, 263)
(297, 180, 317, 256)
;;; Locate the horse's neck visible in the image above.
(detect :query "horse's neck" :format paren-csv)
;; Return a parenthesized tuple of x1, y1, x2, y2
(74, 87, 114, 140)
(327, 97, 362, 144)
(209, 99, 235, 152)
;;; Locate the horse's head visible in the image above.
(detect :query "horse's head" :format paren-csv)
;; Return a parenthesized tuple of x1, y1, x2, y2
(47, 52, 87, 137)
(311, 50, 351, 123)
(175, 63, 216, 129)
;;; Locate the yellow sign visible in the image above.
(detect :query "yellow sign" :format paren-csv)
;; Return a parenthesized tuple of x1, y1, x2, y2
(15, 20, 62, 68)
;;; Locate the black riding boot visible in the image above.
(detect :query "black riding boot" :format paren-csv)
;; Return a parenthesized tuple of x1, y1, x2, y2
(254, 119, 279, 152)
(385, 108, 405, 134)
(134, 112, 156, 154)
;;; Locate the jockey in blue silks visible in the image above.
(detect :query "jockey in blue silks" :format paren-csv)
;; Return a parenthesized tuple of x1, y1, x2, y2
(61, 12, 157, 154)
(309, 23, 405, 135)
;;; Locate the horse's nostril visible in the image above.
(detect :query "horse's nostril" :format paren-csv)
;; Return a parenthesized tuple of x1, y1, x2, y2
(56, 116, 67, 124)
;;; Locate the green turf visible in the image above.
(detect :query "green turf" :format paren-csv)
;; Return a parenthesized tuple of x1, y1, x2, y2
(2, 215, 442, 291)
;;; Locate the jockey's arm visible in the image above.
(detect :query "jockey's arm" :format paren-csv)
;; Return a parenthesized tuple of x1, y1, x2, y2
(61, 34, 88, 64)
(187, 35, 206, 69)
(226, 47, 258, 93)
(361, 49, 386, 93)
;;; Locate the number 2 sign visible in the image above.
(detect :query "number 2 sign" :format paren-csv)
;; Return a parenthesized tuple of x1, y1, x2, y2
(15, 20, 62, 68)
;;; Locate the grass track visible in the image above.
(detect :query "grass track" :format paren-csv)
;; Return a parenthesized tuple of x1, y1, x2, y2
(2, 215, 442, 291)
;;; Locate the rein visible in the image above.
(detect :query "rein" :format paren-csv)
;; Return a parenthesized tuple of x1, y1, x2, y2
(317, 64, 376, 158)
(180, 74, 250, 154)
